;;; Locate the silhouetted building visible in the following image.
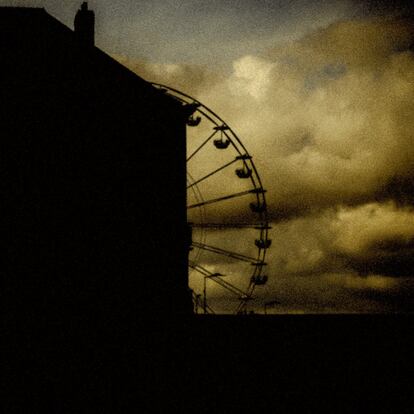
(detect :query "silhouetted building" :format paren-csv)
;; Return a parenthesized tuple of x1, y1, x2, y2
(2, 4, 193, 332)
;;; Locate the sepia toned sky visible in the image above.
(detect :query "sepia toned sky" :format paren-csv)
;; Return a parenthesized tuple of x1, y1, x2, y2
(4, 0, 413, 313)
(112, 0, 414, 314)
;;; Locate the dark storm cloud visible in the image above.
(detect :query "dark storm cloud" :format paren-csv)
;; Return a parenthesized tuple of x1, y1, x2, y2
(374, 174, 414, 207)
(327, 202, 414, 276)
(350, 277, 414, 313)
(346, 245, 414, 277)
(353, 0, 414, 18)
(339, 228, 414, 277)
(189, 203, 414, 312)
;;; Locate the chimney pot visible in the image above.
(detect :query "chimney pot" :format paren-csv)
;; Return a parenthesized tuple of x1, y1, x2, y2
(74, 2, 95, 47)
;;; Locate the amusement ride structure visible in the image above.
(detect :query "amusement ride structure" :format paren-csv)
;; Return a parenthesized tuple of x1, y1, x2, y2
(153, 84, 272, 315)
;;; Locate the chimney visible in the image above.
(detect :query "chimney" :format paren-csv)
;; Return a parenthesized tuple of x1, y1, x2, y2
(74, 2, 95, 47)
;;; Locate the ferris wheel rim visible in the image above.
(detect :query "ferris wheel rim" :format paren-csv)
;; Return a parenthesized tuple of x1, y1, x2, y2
(151, 82, 270, 314)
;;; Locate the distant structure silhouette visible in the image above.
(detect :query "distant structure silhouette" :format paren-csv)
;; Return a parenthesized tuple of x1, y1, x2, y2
(2, 3, 194, 331)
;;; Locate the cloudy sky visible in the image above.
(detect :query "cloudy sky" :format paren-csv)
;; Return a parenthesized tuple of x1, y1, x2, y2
(5, 0, 413, 313)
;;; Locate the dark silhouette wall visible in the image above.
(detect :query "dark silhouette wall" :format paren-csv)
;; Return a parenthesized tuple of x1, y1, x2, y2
(2, 6, 192, 333)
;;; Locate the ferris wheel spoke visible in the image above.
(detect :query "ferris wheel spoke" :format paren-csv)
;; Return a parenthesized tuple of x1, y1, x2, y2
(209, 276, 251, 299)
(187, 158, 239, 189)
(188, 261, 220, 278)
(192, 241, 262, 264)
(204, 303, 215, 314)
(189, 261, 250, 298)
(187, 188, 265, 209)
(190, 222, 271, 230)
(187, 130, 218, 162)
(236, 301, 249, 314)
(153, 83, 270, 315)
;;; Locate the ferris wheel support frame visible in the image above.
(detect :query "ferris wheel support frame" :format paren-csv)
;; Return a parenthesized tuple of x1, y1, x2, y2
(152, 82, 271, 314)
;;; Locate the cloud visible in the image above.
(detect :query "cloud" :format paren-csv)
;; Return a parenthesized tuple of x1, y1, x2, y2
(113, 15, 414, 312)
(332, 202, 414, 257)
(115, 17, 414, 221)
(195, 16, 414, 219)
(230, 55, 276, 100)
(188, 202, 414, 313)
(255, 204, 414, 313)
(113, 54, 221, 97)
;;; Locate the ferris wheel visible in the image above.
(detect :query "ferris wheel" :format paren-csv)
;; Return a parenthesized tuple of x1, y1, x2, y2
(152, 83, 271, 315)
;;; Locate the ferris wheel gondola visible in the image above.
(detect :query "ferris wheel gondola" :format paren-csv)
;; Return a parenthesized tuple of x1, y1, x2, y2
(152, 83, 271, 314)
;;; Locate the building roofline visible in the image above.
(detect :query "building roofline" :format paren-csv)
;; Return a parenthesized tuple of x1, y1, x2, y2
(0, 5, 186, 115)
